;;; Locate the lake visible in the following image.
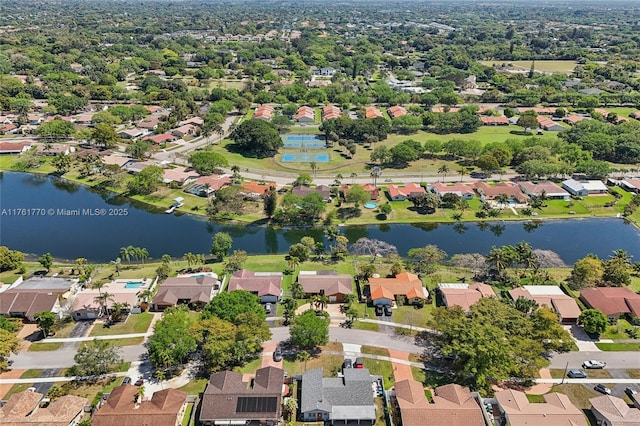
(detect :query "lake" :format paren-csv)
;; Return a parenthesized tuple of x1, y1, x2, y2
(1, 172, 639, 264)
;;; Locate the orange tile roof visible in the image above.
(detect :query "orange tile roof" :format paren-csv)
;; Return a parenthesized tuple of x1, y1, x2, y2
(369, 273, 425, 302)
(388, 105, 408, 118)
(365, 106, 383, 119)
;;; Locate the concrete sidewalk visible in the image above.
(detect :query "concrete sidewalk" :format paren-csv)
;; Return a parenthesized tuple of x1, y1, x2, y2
(38, 333, 149, 343)
(535, 378, 640, 384)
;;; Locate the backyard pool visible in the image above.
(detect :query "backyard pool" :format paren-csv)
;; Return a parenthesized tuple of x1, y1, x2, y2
(364, 202, 378, 209)
(124, 281, 143, 289)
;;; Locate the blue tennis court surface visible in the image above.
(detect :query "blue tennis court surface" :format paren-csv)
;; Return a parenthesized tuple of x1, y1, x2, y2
(282, 134, 326, 149)
(281, 153, 330, 163)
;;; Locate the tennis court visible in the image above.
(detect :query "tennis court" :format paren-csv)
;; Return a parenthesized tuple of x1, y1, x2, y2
(282, 134, 326, 149)
(281, 153, 330, 163)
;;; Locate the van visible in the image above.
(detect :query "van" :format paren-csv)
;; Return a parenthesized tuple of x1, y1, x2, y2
(354, 357, 364, 369)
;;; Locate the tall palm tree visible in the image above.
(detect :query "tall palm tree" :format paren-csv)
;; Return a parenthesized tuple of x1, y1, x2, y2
(495, 193, 510, 209)
(110, 258, 121, 276)
(94, 292, 114, 318)
(458, 167, 466, 182)
(350, 172, 357, 184)
(288, 256, 300, 271)
(139, 248, 149, 265)
(119, 246, 132, 264)
(438, 164, 449, 182)
(370, 166, 381, 187)
(310, 162, 318, 177)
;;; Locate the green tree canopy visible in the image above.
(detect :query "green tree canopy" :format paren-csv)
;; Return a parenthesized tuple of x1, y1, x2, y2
(188, 151, 229, 175)
(0, 246, 24, 272)
(579, 309, 608, 336)
(147, 306, 197, 369)
(229, 119, 283, 158)
(211, 232, 233, 260)
(202, 290, 266, 324)
(290, 310, 329, 350)
(71, 339, 123, 377)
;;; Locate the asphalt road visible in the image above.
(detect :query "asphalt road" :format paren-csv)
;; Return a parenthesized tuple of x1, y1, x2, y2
(10, 345, 147, 369)
(549, 351, 640, 370)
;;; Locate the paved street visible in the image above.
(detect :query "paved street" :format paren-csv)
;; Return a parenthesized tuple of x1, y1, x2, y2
(549, 351, 640, 370)
(9, 345, 147, 369)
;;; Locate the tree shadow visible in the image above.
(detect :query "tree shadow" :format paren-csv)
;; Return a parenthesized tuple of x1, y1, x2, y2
(336, 207, 361, 220)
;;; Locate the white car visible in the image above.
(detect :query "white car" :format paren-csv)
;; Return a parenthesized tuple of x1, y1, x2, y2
(583, 360, 606, 369)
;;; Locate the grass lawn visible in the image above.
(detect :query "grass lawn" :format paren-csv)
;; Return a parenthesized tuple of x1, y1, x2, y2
(626, 369, 640, 378)
(373, 397, 387, 426)
(599, 318, 638, 340)
(235, 357, 262, 374)
(352, 321, 379, 332)
(547, 384, 600, 425)
(526, 394, 546, 403)
(549, 369, 612, 379)
(178, 377, 209, 395)
(182, 403, 194, 426)
(52, 319, 78, 338)
(89, 312, 153, 336)
(361, 346, 389, 357)
(105, 336, 145, 346)
(362, 358, 394, 389)
(596, 342, 640, 351)
(21, 369, 43, 379)
(392, 305, 433, 329)
(4, 383, 35, 398)
(282, 354, 344, 377)
(27, 342, 64, 351)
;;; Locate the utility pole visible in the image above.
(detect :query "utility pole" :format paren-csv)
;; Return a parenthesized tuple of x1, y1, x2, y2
(560, 361, 569, 384)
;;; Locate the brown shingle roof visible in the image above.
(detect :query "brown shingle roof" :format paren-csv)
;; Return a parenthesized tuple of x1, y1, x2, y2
(151, 276, 216, 307)
(298, 274, 353, 296)
(590, 395, 640, 424)
(228, 270, 282, 298)
(92, 386, 187, 426)
(580, 287, 640, 317)
(0, 391, 87, 426)
(438, 284, 495, 312)
(0, 291, 59, 319)
(199, 367, 284, 422)
(495, 389, 587, 426)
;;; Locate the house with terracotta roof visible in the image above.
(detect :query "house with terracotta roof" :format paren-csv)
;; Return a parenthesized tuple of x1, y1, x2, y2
(185, 174, 232, 197)
(590, 395, 640, 425)
(240, 181, 276, 198)
(480, 116, 510, 126)
(620, 178, 640, 194)
(474, 181, 527, 203)
(171, 123, 196, 138)
(508, 285, 581, 323)
(386, 183, 426, 201)
(0, 141, 34, 155)
(72, 278, 154, 320)
(151, 275, 218, 310)
(494, 389, 587, 426)
(564, 114, 586, 125)
(0, 123, 19, 134)
(368, 272, 427, 306)
(517, 107, 556, 115)
(295, 106, 316, 123)
(297, 271, 353, 303)
(300, 367, 376, 424)
(228, 269, 283, 303)
(431, 107, 460, 113)
(162, 166, 200, 185)
(0, 390, 87, 426)
(536, 115, 566, 131)
(518, 181, 570, 200)
(393, 380, 485, 426)
(365, 106, 383, 119)
(342, 184, 380, 201)
(143, 132, 177, 144)
(254, 104, 274, 121)
(430, 182, 475, 200)
(182, 116, 204, 127)
(387, 105, 408, 119)
(199, 367, 285, 426)
(92, 386, 187, 426)
(322, 105, 341, 121)
(580, 287, 640, 320)
(437, 283, 496, 312)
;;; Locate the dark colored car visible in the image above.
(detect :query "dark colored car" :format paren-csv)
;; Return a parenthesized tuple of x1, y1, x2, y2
(625, 387, 637, 398)
(343, 359, 352, 370)
(273, 346, 283, 362)
(354, 357, 364, 369)
(375, 305, 384, 316)
(567, 369, 587, 378)
(135, 378, 144, 386)
(383, 305, 392, 317)
(594, 384, 611, 395)
(122, 377, 132, 385)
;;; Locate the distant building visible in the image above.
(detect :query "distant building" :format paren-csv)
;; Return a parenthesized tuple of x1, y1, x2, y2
(561, 179, 608, 196)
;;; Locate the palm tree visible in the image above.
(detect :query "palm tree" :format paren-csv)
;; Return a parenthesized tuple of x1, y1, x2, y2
(495, 193, 510, 209)
(154, 370, 166, 390)
(334, 173, 343, 186)
(457, 167, 466, 182)
(288, 256, 300, 271)
(136, 386, 145, 403)
(310, 162, 318, 177)
(285, 397, 298, 422)
(611, 249, 632, 265)
(138, 248, 149, 265)
(296, 350, 311, 371)
(184, 252, 196, 268)
(119, 246, 132, 264)
(438, 164, 449, 182)
(290, 281, 304, 300)
(350, 172, 357, 184)
(370, 166, 381, 188)
(94, 292, 114, 318)
(110, 258, 121, 276)
(312, 294, 329, 311)
(486, 246, 515, 276)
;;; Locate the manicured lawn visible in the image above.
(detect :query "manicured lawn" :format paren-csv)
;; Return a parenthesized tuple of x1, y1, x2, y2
(21, 369, 43, 379)
(28, 342, 63, 351)
(626, 369, 640, 378)
(282, 354, 344, 377)
(596, 342, 640, 351)
(4, 383, 35, 398)
(352, 321, 379, 332)
(361, 346, 389, 357)
(182, 403, 194, 426)
(547, 384, 599, 411)
(599, 319, 638, 340)
(480, 60, 577, 74)
(89, 312, 154, 336)
(105, 337, 145, 346)
(362, 358, 394, 389)
(178, 377, 209, 395)
(526, 394, 546, 403)
(52, 319, 78, 338)
(392, 305, 433, 329)
(235, 357, 262, 374)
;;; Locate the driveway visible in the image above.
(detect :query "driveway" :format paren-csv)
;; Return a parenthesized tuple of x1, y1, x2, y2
(261, 342, 283, 369)
(566, 324, 600, 351)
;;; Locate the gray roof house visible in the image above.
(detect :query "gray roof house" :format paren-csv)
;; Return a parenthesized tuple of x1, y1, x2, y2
(561, 179, 608, 196)
(300, 368, 376, 425)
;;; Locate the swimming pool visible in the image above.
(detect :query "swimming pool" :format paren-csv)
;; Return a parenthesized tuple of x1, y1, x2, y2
(124, 281, 143, 289)
(364, 202, 378, 209)
(281, 153, 330, 163)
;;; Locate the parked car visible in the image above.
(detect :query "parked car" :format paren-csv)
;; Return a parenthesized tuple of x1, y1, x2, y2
(265, 303, 272, 314)
(583, 360, 606, 369)
(375, 305, 384, 316)
(354, 357, 364, 369)
(343, 359, 352, 370)
(594, 384, 612, 395)
(383, 305, 392, 317)
(122, 377, 132, 385)
(26, 387, 37, 392)
(625, 387, 637, 398)
(567, 369, 587, 378)
(273, 346, 282, 362)
(135, 378, 144, 386)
